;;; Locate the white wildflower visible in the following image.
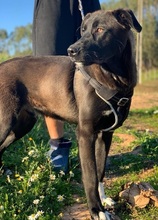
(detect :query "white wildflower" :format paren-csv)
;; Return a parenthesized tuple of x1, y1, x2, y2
(29, 174, 39, 182)
(28, 150, 35, 156)
(49, 174, 56, 181)
(28, 210, 44, 220)
(33, 199, 40, 205)
(58, 213, 63, 218)
(76, 198, 81, 203)
(18, 190, 23, 194)
(153, 110, 158, 114)
(6, 175, 11, 183)
(59, 170, 65, 176)
(57, 195, 64, 202)
(28, 149, 38, 157)
(0, 205, 4, 211)
(28, 214, 36, 220)
(69, 171, 74, 177)
(22, 156, 29, 162)
(36, 210, 44, 218)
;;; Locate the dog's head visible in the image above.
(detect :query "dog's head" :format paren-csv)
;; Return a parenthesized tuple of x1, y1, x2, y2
(67, 9, 142, 65)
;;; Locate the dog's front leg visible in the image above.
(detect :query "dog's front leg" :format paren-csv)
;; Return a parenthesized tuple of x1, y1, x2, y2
(96, 132, 115, 208)
(95, 132, 112, 182)
(77, 124, 105, 220)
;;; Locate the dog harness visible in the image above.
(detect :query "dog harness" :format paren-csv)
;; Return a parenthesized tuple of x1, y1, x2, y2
(76, 63, 133, 132)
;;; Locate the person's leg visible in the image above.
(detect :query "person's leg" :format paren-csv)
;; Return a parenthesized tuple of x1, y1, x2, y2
(45, 117, 64, 139)
(45, 117, 71, 173)
(32, 0, 74, 172)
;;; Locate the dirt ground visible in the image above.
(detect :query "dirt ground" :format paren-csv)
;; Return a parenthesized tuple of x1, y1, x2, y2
(61, 80, 158, 220)
(131, 80, 158, 110)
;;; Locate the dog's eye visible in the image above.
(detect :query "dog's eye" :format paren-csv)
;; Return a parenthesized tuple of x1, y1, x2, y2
(81, 24, 87, 33)
(96, 27, 104, 33)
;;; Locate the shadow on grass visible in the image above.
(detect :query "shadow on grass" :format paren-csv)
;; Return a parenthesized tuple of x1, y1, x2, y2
(107, 136, 158, 178)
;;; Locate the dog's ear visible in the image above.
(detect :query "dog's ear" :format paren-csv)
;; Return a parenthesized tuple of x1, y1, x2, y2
(83, 13, 91, 21)
(81, 13, 91, 27)
(81, 13, 91, 34)
(113, 9, 142, 33)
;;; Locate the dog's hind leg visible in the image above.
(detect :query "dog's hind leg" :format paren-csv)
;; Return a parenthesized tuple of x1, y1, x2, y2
(0, 110, 37, 168)
(0, 113, 16, 148)
(10, 109, 37, 141)
(0, 110, 18, 170)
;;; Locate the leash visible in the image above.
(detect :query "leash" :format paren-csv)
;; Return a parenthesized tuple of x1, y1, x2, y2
(76, 62, 131, 132)
(78, 0, 84, 20)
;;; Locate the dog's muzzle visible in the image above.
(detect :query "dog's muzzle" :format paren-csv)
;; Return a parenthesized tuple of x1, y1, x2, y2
(67, 46, 80, 57)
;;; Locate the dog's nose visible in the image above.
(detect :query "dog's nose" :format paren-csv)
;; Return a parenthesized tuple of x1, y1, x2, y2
(67, 46, 79, 57)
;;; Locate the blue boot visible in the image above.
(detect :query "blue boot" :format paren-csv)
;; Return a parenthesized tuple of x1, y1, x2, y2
(47, 138, 72, 173)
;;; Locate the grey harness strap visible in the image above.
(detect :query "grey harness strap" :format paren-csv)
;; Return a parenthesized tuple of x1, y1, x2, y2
(76, 63, 132, 132)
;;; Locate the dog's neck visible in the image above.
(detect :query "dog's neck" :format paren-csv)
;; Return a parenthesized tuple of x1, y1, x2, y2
(85, 38, 137, 91)
(84, 63, 130, 92)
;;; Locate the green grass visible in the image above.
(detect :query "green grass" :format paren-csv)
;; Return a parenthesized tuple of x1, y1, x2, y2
(0, 107, 158, 219)
(142, 69, 158, 83)
(0, 118, 79, 220)
(106, 107, 158, 219)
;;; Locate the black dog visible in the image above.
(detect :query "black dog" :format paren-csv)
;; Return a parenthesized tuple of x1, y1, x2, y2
(0, 9, 141, 220)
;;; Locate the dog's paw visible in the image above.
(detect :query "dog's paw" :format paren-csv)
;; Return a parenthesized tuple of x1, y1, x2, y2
(102, 197, 115, 207)
(98, 182, 115, 207)
(99, 211, 121, 220)
(98, 211, 111, 220)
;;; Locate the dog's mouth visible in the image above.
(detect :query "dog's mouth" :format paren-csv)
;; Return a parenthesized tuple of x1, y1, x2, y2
(69, 54, 113, 66)
(67, 45, 115, 66)
(69, 56, 94, 65)
(68, 51, 105, 65)
(67, 46, 98, 65)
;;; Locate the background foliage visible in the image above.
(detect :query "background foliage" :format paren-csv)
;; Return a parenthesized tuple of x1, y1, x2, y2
(102, 0, 158, 70)
(1, 0, 158, 72)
